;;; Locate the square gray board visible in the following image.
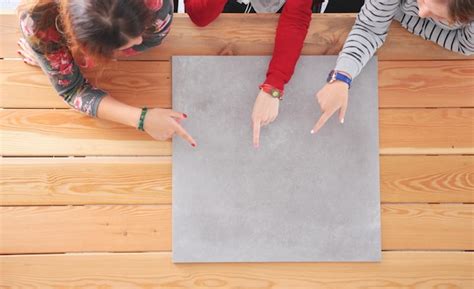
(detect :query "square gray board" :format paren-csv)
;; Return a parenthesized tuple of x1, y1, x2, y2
(172, 56, 380, 263)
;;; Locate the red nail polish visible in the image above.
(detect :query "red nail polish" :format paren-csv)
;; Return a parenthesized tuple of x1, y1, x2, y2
(183, 113, 188, 118)
(191, 143, 196, 147)
(17, 50, 21, 55)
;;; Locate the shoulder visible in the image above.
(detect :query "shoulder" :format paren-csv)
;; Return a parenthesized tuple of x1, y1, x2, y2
(146, 0, 174, 22)
(19, 3, 67, 54)
(144, 0, 174, 33)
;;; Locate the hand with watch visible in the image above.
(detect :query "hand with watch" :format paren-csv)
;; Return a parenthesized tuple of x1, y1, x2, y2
(311, 70, 352, 135)
(251, 83, 283, 148)
(136, 107, 197, 147)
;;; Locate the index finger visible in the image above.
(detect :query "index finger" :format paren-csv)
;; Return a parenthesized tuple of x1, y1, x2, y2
(173, 121, 196, 147)
(311, 111, 332, 135)
(253, 119, 261, 148)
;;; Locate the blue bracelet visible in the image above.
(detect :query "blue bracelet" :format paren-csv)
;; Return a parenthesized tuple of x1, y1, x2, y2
(327, 70, 352, 88)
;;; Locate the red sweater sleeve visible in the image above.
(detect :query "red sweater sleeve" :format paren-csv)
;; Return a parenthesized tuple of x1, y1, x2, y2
(185, 0, 227, 27)
(264, 0, 313, 91)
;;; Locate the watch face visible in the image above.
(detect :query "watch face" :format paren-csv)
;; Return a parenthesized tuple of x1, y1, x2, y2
(327, 70, 335, 83)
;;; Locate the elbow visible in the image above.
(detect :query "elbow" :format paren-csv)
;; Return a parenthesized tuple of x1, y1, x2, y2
(460, 48, 474, 56)
(188, 15, 214, 27)
(185, 0, 227, 27)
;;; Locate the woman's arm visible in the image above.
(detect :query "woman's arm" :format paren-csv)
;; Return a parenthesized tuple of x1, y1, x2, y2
(311, 0, 400, 136)
(456, 23, 474, 55)
(264, 0, 313, 91)
(19, 13, 107, 117)
(251, 0, 313, 148)
(96, 96, 196, 145)
(407, 16, 473, 56)
(335, 0, 400, 79)
(185, 0, 228, 27)
(19, 11, 196, 145)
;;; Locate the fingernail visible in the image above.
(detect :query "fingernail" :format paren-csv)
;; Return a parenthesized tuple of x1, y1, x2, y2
(191, 143, 196, 147)
(341, 118, 344, 124)
(17, 50, 21, 55)
(23, 60, 27, 64)
(310, 130, 314, 134)
(183, 113, 188, 119)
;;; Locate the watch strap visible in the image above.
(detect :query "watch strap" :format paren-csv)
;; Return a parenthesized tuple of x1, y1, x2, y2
(259, 83, 284, 100)
(327, 70, 352, 88)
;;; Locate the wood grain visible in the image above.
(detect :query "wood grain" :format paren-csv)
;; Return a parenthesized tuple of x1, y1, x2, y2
(381, 204, 474, 250)
(0, 60, 171, 108)
(380, 155, 474, 203)
(378, 60, 474, 108)
(379, 108, 474, 154)
(0, 157, 172, 205)
(1, 156, 472, 206)
(1, 252, 473, 289)
(0, 109, 171, 156)
(2, 60, 473, 109)
(2, 14, 473, 60)
(0, 205, 172, 254)
(1, 108, 472, 156)
(0, 204, 472, 254)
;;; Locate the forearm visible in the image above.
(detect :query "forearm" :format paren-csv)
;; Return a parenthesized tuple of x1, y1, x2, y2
(264, 0, 313, 91)
(96, 95, 142, 128)
(335, 0, 399, 79)
(425, 22, 474, 55)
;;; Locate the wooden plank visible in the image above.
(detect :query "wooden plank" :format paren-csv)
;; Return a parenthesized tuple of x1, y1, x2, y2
(381, 204, 474, 250)
(0, 205, 172, 254)
(380, 155, 474, 203)
(0, 14, 17, 59)
(0, 60, 171, 108)
(1, 108, 472, 156)
(0, 157, 172, 206)
(0, 109, 171, 156)
(151, 14, 474, 61)
(379, 108, 474, 155)
(1, 156, 472, 206)
(378, 60, 474, 108)
(1, 252, 473, 289)
(0, 204, 472, 254)
(2, 14, 473, 60)
(2, 60, 473, 109)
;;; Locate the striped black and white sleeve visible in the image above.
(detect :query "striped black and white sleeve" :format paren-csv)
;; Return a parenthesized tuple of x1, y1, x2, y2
(457, 23, 474, 55)
(335, 0, 400, 79)
(412, 18, 474, 56)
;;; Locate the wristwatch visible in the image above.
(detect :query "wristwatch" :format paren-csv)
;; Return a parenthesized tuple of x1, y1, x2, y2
(259, 84, 283, 100)
(327, 70, 352, 88)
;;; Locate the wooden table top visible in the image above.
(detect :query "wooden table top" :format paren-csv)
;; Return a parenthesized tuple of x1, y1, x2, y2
(0, 13, 473, 289)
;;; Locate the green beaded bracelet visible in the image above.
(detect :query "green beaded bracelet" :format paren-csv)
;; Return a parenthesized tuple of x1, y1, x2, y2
(137, 107, 148, 131)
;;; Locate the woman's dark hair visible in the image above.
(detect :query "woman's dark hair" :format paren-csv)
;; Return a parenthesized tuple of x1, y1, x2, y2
(450, 0, 474, 23)
(64, 0, 154, 58)
(20, 0, 155, 64)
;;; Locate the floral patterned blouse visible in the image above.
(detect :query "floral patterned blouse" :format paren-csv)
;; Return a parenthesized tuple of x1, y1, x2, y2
(19, 0, 174, 117)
